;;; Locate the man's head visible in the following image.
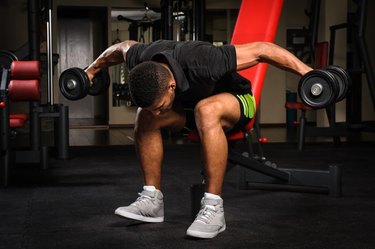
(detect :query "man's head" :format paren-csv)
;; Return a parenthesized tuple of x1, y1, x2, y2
(128, 61, 176, 115)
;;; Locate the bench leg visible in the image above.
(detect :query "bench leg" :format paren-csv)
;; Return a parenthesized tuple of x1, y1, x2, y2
(298, 112, 306, 151)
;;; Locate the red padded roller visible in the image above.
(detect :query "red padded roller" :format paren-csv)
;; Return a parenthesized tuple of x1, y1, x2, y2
(8, 80, 40, 101)
(230, 0, 284, 133)
(11, 61, 41, 80)
(9, 114, 28, 128)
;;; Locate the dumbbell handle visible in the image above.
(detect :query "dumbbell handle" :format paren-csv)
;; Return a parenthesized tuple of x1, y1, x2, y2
(85, 65, 100, 86)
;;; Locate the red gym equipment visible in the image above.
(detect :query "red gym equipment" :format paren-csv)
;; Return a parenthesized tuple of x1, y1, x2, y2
(1, 61, 44, 185)
(1, 60, 69, 186)
(1, 0, 70, 186)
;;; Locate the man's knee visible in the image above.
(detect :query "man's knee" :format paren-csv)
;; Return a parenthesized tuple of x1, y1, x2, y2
(194, 100, 222, 129)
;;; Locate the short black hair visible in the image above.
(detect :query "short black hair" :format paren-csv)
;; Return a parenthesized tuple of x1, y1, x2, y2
(128, 61, 171, 107)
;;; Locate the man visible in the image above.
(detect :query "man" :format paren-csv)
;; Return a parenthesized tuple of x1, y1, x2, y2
(85, 39, 312, 238)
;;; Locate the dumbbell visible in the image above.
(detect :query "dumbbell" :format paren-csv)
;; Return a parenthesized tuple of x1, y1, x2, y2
(325, 65, 351, 102)
(298, 65, 351, 109)
(59, 67, 110, 100)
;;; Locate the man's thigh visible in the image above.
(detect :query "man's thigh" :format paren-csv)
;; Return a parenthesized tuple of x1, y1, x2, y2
(194, 93, 243, 132)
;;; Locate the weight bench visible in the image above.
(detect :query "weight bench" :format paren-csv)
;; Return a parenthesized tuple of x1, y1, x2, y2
(190, 0, 341, 218)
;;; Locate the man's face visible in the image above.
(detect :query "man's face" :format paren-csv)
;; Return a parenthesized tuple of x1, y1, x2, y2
(145, 83, 176, 116)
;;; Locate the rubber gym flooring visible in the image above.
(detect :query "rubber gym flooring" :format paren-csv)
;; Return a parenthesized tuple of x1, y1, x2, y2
(1, 140, 375, 249)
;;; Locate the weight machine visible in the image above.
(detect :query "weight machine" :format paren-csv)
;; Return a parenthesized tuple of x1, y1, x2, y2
(0, 0, 70, 186)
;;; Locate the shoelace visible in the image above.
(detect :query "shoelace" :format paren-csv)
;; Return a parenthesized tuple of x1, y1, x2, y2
(196, 205, 217, 224)
(131, 192, 153, 207)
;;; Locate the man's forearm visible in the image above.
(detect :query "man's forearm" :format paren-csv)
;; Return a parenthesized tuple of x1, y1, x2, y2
(86, 40, 138, 78)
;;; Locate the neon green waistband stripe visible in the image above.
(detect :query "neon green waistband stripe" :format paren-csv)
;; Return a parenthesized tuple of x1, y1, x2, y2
(237, 95, 249, 118)
(236, 93, 256, 119)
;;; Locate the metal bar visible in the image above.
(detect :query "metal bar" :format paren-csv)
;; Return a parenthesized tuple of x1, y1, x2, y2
(304, 126, 348, 137)
(28, 0, 41, 150)
(192, 0, 206, 41)
(325, 105, 341, 146)
(160, 0, 173, 40)
(0, 70, 10, 186)
(0, 69, 8, 90)
(298, 111, 306, 151)
(243, 166, 341, 195)
(228, 149, 290, 182)
(28, 0, 40, 61)
(56, 105, 70, 159)
(247, 182, 328, 194)
(328, 23, 347, 65)
(46, 4, 54, 105)
(30, 101, 40, 150)
(309, 0, 321, 56)
(286, 168, 330, 186)
(329, 164, 342, 197)
(358, 36, 375, 110)
(1, 70, 9, 151)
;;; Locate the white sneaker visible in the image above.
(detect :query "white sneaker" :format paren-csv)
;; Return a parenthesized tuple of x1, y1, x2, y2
(115, 189, 164, 223)
(186, 196, 226, 238)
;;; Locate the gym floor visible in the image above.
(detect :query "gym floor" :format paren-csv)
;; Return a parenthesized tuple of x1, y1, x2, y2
(2, 122, 375, 249)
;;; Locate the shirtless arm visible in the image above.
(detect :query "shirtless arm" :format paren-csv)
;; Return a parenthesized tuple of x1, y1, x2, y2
(85, 40, 138, 82)
(234, 42, 312, 76)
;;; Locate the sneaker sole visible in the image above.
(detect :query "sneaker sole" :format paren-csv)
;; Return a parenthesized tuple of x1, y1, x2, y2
(186, 225, 226, 239)
(115, 209, 164, 223)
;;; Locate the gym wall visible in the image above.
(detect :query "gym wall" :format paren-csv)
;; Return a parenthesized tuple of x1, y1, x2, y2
(0, 0, 373, 126)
